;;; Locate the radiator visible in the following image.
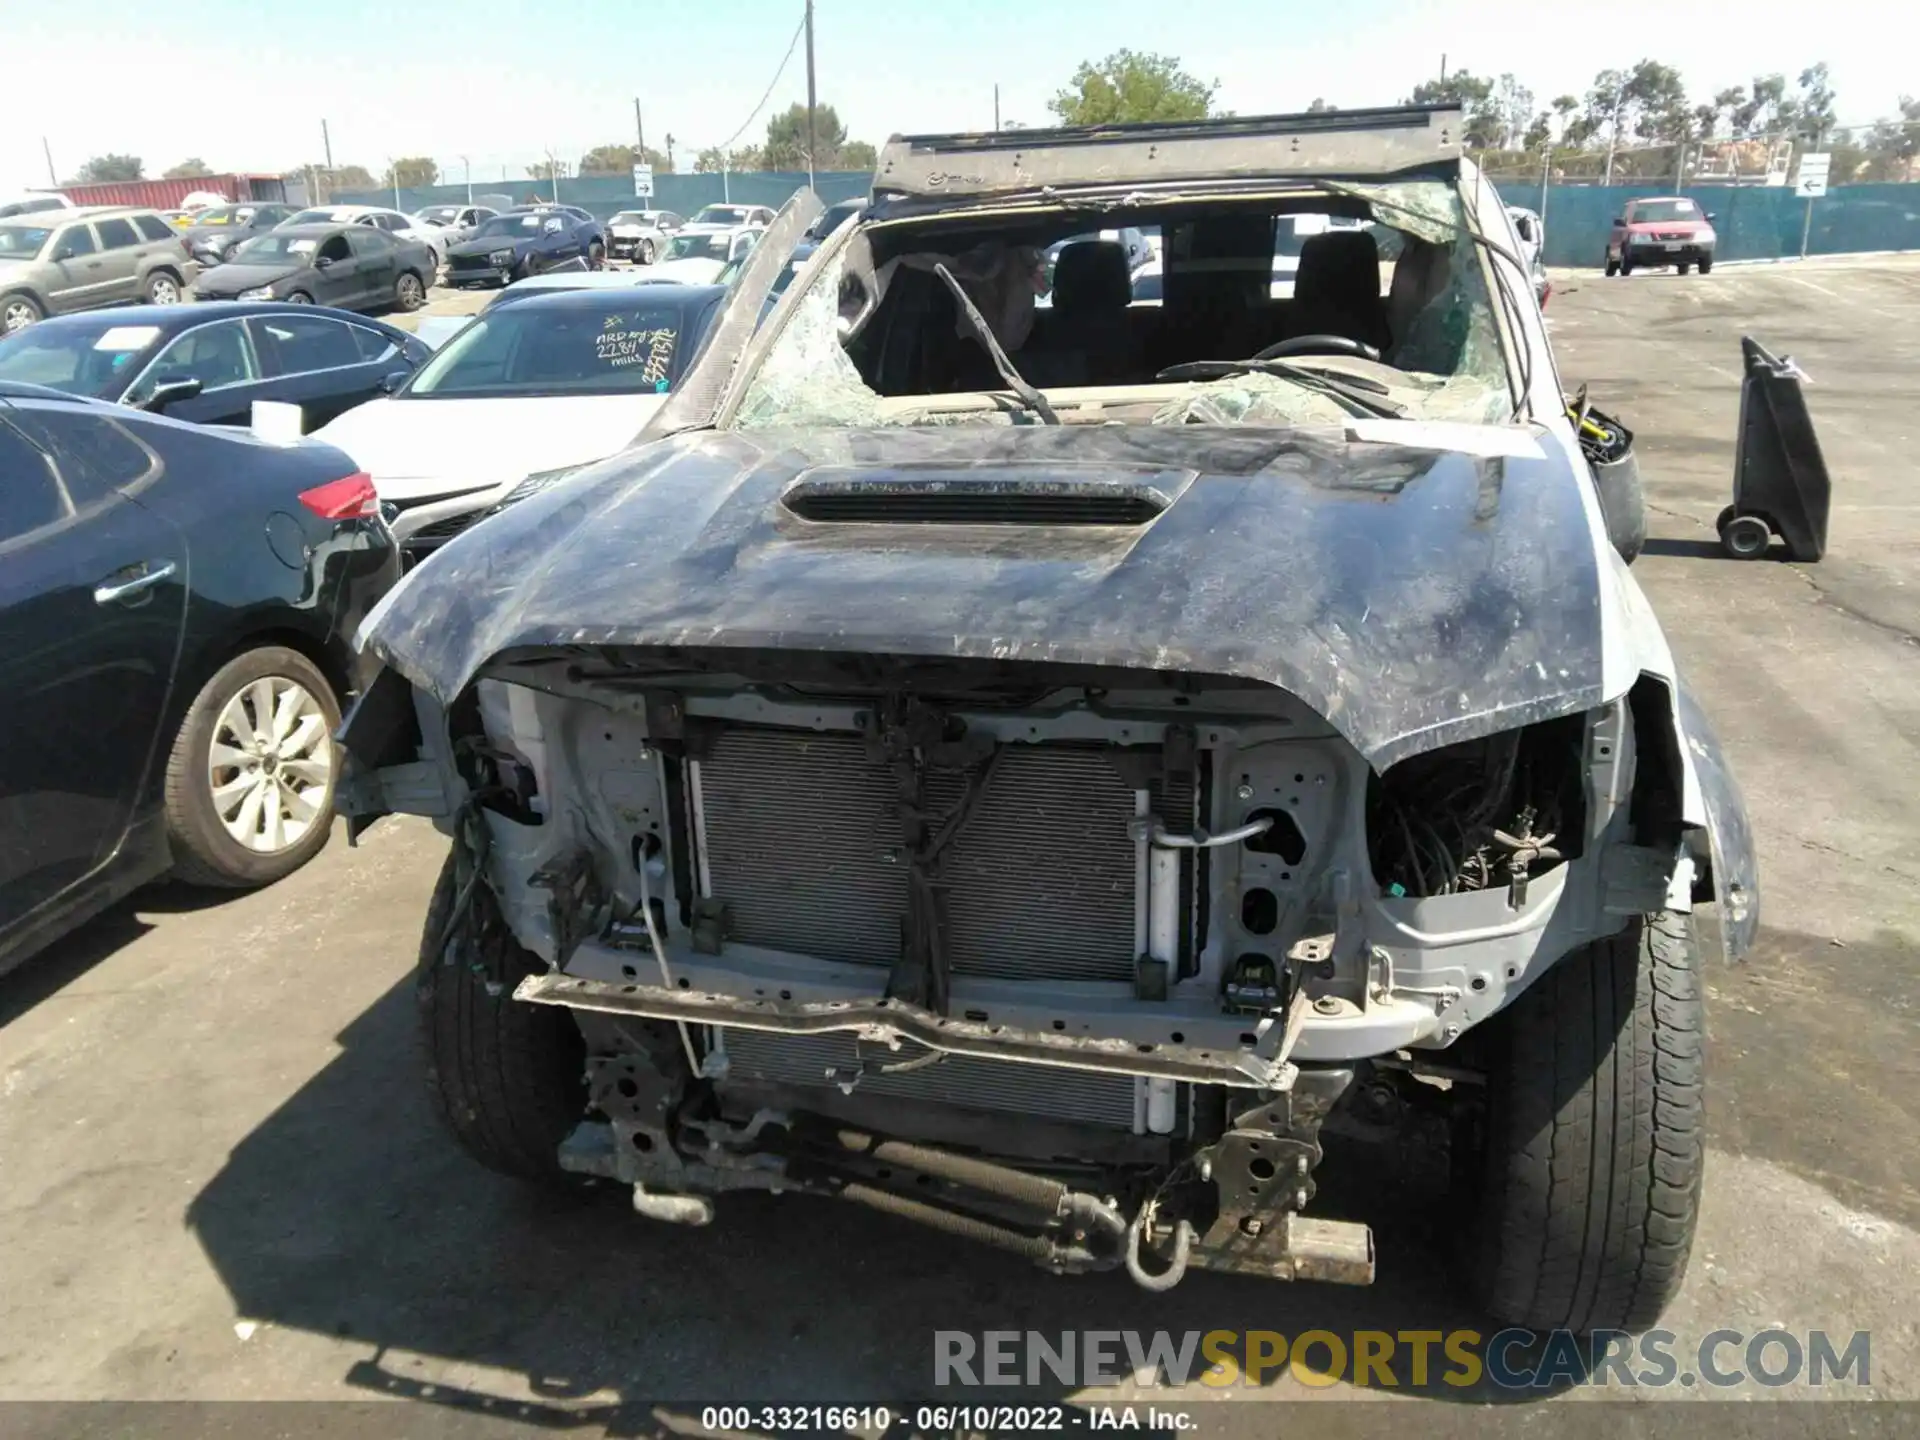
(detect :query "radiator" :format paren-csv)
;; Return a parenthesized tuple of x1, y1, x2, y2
(693, 729, 1147, 983)
(715, 1027, 1140, 1130)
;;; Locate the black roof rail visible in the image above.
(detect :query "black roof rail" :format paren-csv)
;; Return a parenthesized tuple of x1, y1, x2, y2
(874, 105, 1462, 201)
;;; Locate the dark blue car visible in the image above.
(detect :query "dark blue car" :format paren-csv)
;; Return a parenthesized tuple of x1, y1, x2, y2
(443, 206, 608, 288)
(0, 302, 432, 430)
(0, 380, 399, 975)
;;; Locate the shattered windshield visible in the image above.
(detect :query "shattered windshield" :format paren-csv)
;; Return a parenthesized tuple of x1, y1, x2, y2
(732, 178, 1512, 432)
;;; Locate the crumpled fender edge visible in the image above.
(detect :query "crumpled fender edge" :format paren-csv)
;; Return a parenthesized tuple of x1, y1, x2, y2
(1672, 676, 1761, 962)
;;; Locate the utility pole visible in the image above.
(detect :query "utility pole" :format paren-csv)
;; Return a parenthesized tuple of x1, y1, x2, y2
(41, 136, 57, 187)
(389, 158, 401, 211)
(462, 155, 472, 205)
(1602, 84, 1625, 186)
(804, 0, 818, 187)
(1439, 54, 1447, 83)
(666, 133, 676, 172)
(994, 84, 1001, 132)
(634, 97, 646, 161)
(321, 119, 334, 170)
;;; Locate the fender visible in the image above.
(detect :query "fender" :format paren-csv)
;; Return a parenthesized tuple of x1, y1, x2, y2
(1672, 676, 1760, 962)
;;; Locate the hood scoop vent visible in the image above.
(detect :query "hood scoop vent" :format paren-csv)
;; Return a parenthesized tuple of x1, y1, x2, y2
(782, 464, 1191, 526)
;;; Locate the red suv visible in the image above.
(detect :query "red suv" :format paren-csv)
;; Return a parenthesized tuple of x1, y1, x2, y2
(1606, 196, 1717, 276)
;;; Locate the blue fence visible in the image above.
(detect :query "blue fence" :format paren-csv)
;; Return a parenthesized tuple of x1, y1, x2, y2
(1496, 181, 1920, 267)
(331, 170, 872, 224)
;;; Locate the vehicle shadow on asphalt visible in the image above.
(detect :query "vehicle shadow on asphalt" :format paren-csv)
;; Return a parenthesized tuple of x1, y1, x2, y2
(0, 882, 230, 1031)
(181, 975, 1583, 1414)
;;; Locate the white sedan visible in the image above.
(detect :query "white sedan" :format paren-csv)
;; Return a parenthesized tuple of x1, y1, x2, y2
(638, 226, 761, 285)
(311, 283, 726, 559)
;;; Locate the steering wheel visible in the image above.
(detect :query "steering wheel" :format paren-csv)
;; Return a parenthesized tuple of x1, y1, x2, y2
(1254, 334, 1382, 363)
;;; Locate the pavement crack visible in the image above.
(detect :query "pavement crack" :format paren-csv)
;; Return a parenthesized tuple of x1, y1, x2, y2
(1784, 566, 1920, 648)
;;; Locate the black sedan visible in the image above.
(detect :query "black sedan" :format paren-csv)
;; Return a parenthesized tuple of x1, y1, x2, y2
(0, 381, 401, 977)
(443, 207, 607, 288)
(0, 302, 432, 429)
(178, 203, 298, 268)
(192, 224, 436, 315)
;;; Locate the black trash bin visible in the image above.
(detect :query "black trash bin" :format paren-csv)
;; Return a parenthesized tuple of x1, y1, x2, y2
(1718, 336, 1832, 561)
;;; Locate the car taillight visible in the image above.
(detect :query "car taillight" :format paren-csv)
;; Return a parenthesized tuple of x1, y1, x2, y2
(298, 471, 380, 520)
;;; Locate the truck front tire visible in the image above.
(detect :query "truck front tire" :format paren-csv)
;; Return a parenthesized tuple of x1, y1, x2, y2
(417, 853, 586, 1182)
(1469, 913, 1705, 1332)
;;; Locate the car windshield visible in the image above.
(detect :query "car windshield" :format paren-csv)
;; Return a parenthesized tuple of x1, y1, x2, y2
(731, 178, 1514, 432)
(419, 207, 461, 223)
(807, 200, 864, 240)
(0, 318, 163, 395)
(193, 207, 245, 225)
(665, 232, 730, 262)
(0, 223, 53, 258)
(401, 300, 689, 398)
(231, 233, 318, 263)
(1633, 200, 1700, 223)
(610, 212, 651, 226)
(475, 213, 557, 238)
(284, 208, 360, 226)
(693, 206, 751, 226)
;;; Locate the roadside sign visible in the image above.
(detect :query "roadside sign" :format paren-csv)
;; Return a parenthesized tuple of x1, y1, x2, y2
(1795, 153, 1831, 199)
(632, 163, 654, 199)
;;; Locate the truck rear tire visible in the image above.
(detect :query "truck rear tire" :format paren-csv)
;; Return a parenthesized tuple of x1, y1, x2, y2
(417, 852, 586, 1182)
(1470, 913, 1705, 1333)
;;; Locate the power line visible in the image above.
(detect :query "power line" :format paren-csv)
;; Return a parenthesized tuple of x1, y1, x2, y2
(711, 7, 809, 155)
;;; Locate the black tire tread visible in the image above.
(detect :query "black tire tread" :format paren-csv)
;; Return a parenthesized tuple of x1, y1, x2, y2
(417, 854, 586, 1181)
(1477, 913, 1704, 1332)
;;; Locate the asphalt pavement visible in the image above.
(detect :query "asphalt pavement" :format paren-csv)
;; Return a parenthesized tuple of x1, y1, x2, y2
(1, 255, 1916, 1429)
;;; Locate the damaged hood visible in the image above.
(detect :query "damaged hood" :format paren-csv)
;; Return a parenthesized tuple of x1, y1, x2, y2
(362, 424, 1612, 768)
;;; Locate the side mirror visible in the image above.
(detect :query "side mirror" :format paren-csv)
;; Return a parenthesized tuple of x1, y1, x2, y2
(53, 242, 82, 262)
(377, 369, 411, 395)
(314, 254, 334, 269)
(137, 377, 204, 413)
(1706, 212, 1718, 222)
(1612, 217, 1626, 227)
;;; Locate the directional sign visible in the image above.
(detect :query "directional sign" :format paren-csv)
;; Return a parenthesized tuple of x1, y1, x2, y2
(632, 163, 655, 199)
(1795, 153, 1831, 199)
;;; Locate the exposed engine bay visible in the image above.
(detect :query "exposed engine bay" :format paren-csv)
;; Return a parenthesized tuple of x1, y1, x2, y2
(383, 644, 1673, 1289)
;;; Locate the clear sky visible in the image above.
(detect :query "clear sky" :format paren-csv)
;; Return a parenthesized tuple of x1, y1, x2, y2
(3, 0, 1904, 194)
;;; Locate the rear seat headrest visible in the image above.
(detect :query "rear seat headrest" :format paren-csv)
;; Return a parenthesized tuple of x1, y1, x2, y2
(1051, 241, 1132, 316)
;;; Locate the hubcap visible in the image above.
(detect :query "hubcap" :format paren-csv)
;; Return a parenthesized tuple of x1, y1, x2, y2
(399, 276, 421, 304)
(3, 301, 35, 332)
(208, 676, 333, 853)
(289, 292, 311, 304)
(151, 277, 179, 304)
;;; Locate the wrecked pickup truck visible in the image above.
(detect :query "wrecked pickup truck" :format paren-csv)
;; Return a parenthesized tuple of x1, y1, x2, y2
(339, 105, 1757, 1332)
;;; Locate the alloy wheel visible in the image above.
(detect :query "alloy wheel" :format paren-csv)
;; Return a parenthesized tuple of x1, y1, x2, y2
(150, 276, 181, 305)
(207, 675, 334, 853)
(2, 300, 37, 332)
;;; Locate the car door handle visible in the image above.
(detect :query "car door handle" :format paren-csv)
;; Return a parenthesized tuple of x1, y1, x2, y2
(94, 560, 177, 606)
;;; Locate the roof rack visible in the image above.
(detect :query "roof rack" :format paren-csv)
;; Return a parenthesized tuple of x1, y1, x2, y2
(874, 105, 1461, 202)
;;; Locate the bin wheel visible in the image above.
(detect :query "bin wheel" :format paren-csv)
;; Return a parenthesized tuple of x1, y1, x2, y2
(1714, 505, 1736, 533)
(1676, 262, 1691, 275)
(1605, 255, 1619, 277)
(1720, 513, 1772, 560)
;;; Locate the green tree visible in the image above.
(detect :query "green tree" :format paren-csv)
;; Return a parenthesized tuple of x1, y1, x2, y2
(694, 145, 763, 173)
(1795, 63, 1838, 146)
(527, 158, 571, 181)
(839, 139, 878, 171)
(1407, 70, 1500, 147)
(70, 154, 143, 183)
(762, 102, 848, 170)
(1049, 49, 1218, 126)
(1306, 97, 1333, 113)
(330, 164, 376, 189)
(163, 157, 214, 179)
(385, 156, 439, 188)
(1863, 97, 1920, 180)
(578, 143, 670, 175)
